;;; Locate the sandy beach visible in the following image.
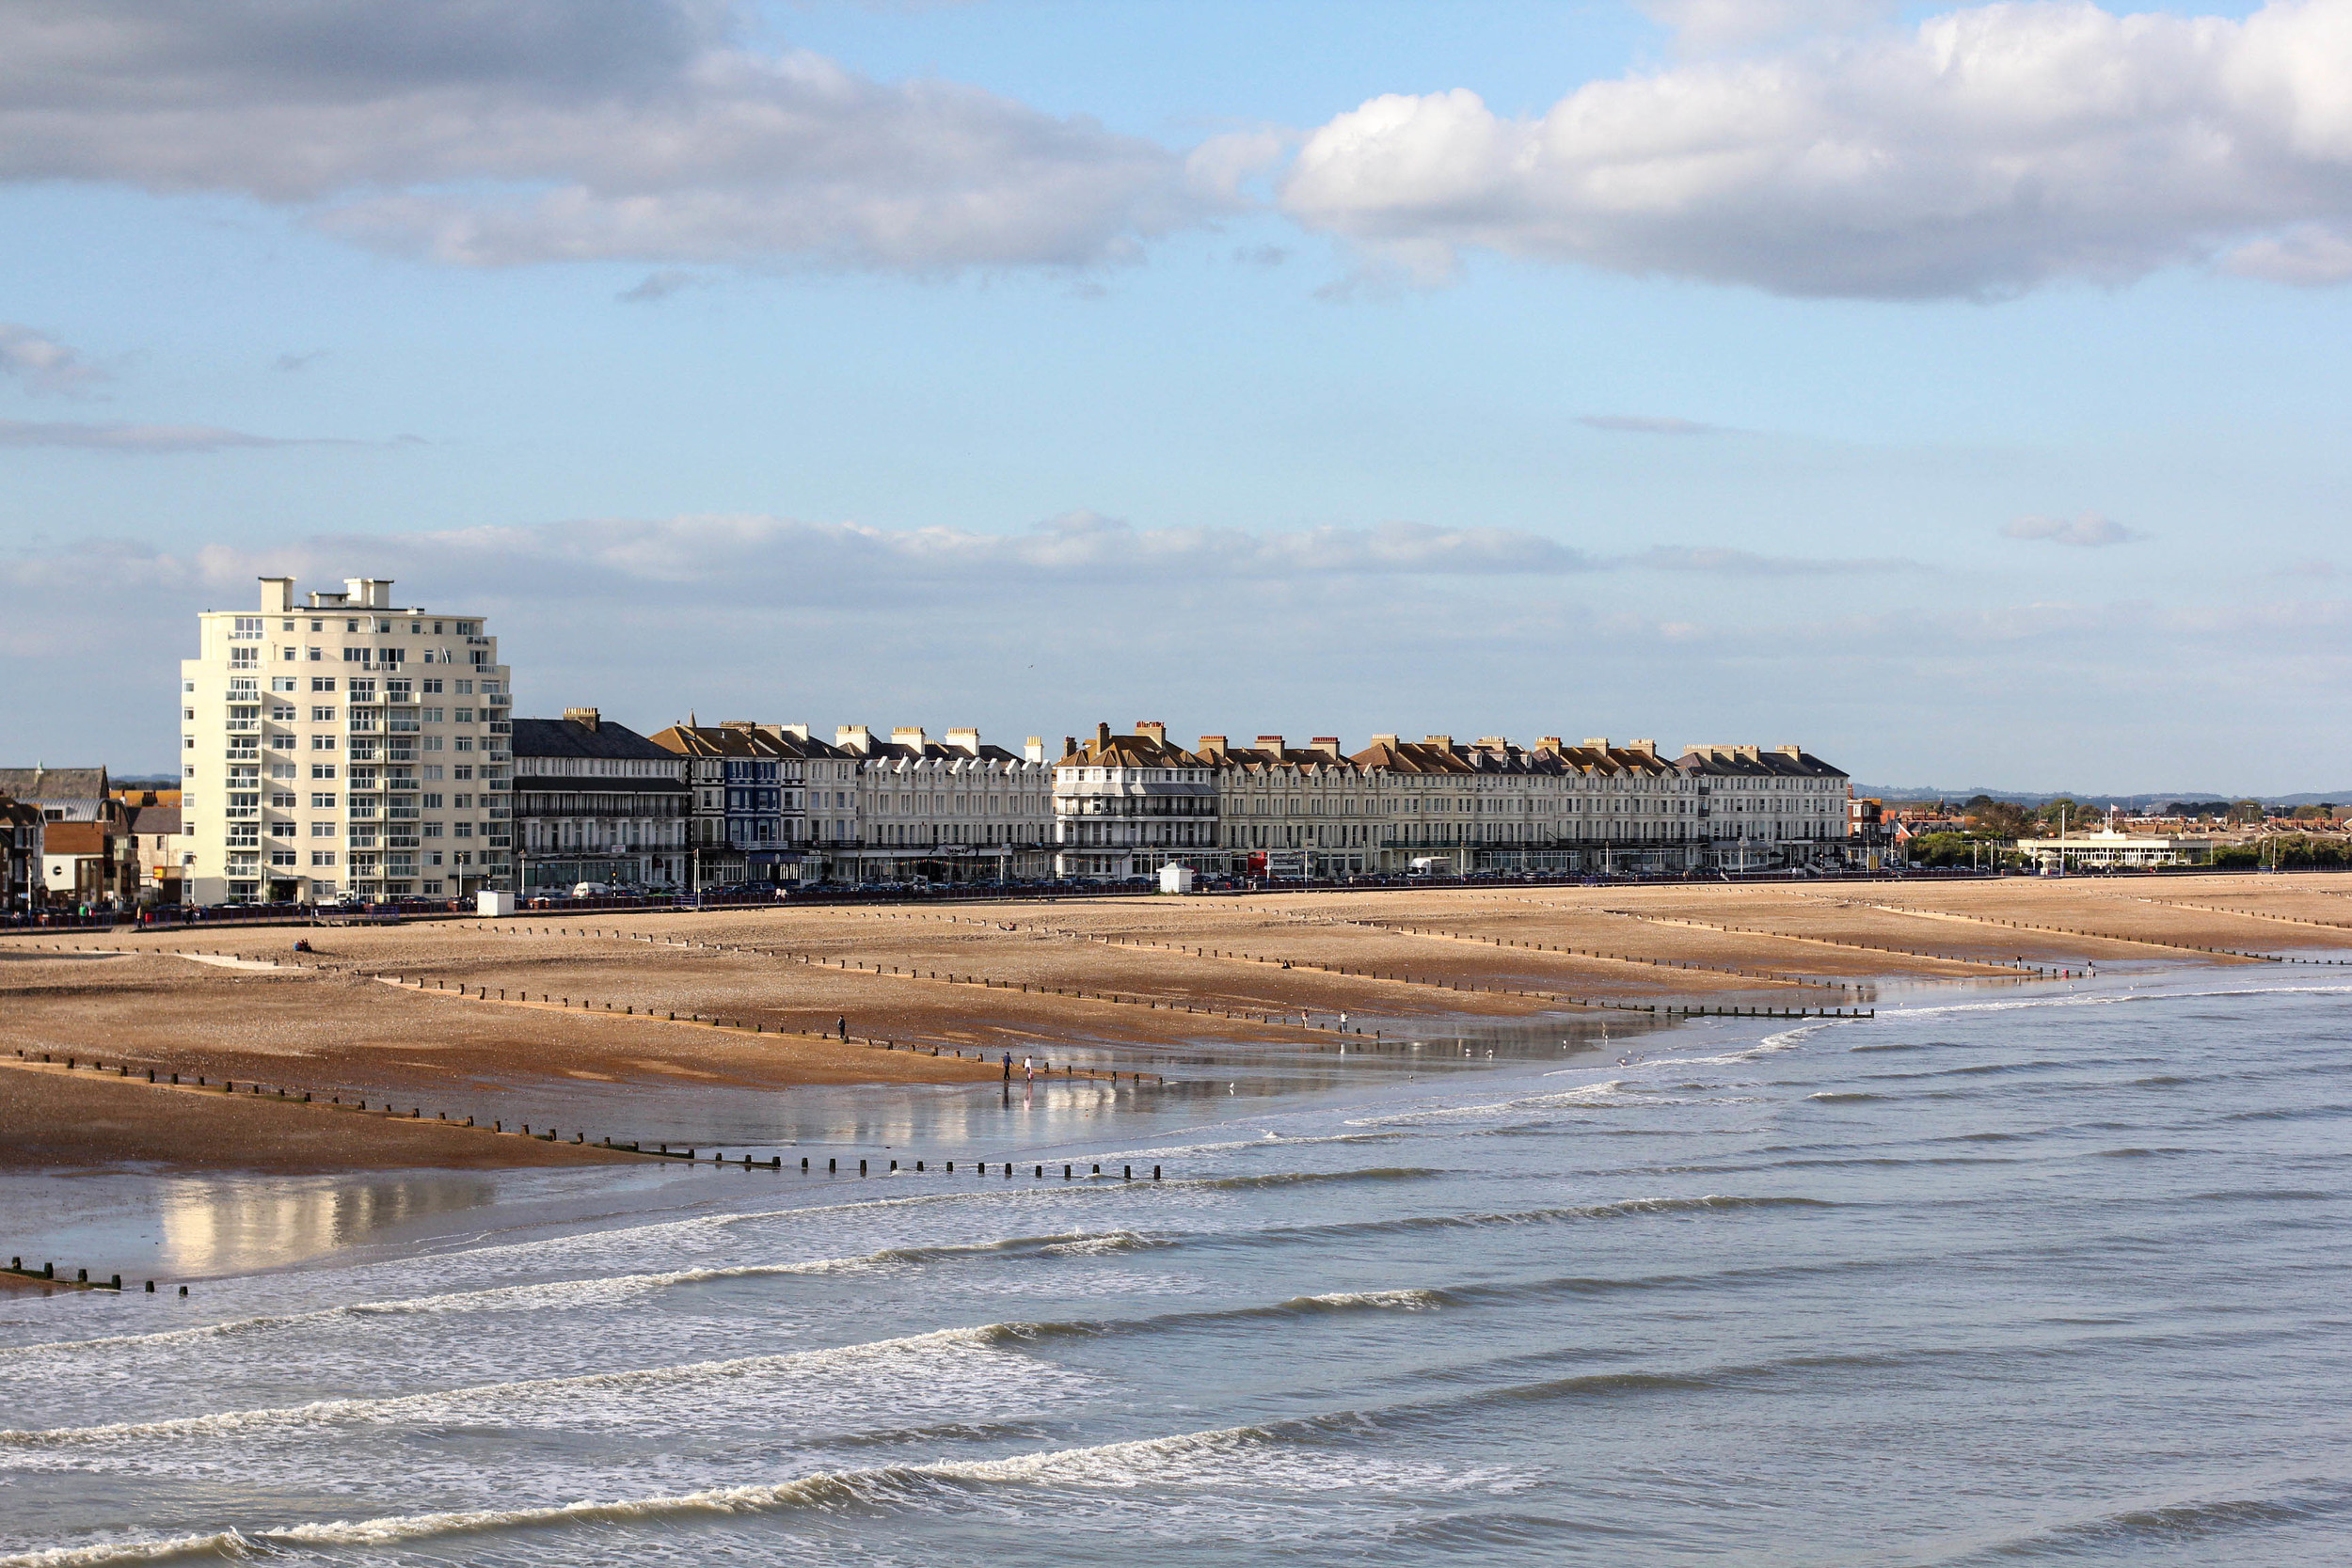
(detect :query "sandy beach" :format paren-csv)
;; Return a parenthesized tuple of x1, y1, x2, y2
(7, 873, 2347, 1172)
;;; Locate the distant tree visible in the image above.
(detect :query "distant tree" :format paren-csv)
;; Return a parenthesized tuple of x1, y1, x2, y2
(2229, 799, 2265, 824)
(2031, 797, 2087, 832)
(1965, 800, 2034, 838)
(1905, 832, 1973, 867)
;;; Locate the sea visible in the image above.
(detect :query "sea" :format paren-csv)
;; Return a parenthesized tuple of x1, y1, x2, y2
(2, 972, 2347, 1566)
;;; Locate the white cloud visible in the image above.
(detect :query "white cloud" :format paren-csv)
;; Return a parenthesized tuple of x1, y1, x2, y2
(2220, 223, 2352, 283)
(1282, 1, 2352, 299)
(7, 519, 2347, 789)
(2003, 510, 2139, 546)
(0, 1, 1200, 272)
(0, 323, 107, 394)
(1628, 545, 1915, 574)
(1637, 0, 1895, 53)
(220, 511, 1602, 597)
(0, 420, 326, 451)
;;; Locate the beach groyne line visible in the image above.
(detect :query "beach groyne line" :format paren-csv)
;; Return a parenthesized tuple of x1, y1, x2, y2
(0, 1257, 153, 1293)
(808, 911, 1870, 1023)
(2, 1049, 1179, 1177)
(364, 971, 1152, 1084)
(2125, 896, 2352, 942)
(1515, 902, 2071, 979)
(41, 939, 1158, 1085)
(1810, 897, 2342, 966)
(1291, 911, 1864, 992)
(3, 1048, 661, 1158)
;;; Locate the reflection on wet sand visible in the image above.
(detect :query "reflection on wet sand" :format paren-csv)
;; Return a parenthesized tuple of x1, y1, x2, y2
(160, 1173, 500, 1275)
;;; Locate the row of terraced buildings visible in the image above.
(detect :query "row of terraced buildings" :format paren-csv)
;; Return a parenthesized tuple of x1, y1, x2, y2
(165, 576, 1853, 903)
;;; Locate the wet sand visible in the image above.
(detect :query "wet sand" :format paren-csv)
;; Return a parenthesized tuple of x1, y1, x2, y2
(6, 873, 2347, 1172)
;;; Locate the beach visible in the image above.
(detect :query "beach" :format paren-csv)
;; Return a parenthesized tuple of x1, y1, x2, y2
(4, 873, 2348, 1173)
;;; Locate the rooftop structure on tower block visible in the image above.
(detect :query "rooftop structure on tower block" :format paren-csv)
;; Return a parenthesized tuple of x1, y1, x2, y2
(180, 578, 513, 906)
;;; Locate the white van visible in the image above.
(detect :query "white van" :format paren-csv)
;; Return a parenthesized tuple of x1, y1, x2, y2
(571, 881, 613, 898)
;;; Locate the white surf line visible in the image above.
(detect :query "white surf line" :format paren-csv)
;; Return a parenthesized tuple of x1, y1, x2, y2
(0, 1227, 1158, 1362)
(0, 1421, 1297, 1567)
(0, 1324, 1019, 1446)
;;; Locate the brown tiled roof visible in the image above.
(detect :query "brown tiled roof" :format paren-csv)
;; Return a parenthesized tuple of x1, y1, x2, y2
(124, 805, 183, 836)
(647, 723, 806, 760)
(0, 766, 108, 800)
(1057, 726, 1210, 768)
(1677, 745, 1848, 780)
(41, 821, 107, 855)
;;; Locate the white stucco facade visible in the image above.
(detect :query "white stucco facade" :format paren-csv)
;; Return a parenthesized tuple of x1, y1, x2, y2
(181, 577, 514, 905)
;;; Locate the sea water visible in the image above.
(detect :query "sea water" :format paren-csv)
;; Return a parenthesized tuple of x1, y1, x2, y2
(1, 974, 2347, 1565)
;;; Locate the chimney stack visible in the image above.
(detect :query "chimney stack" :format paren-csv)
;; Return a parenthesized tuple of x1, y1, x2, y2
(1095, 721, 1112, 753)
(1136, 721, 1167, 745)
(564, 706, 600, 732)
(1311, 736, 1342, 759)
(1255, 735, 1285, 753)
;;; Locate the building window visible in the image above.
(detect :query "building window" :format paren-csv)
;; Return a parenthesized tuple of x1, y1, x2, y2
(310, 821, 337, 837)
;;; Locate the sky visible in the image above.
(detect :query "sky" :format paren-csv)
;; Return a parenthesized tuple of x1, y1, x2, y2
(3, 0, 2349, 794)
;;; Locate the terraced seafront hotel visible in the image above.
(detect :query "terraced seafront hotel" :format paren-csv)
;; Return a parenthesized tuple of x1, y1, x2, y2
(1049, 722, 1854, 882)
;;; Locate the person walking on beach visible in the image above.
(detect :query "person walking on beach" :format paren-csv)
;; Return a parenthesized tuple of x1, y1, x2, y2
(1002, 1051, 1012, 1081)
(1023, 1054, 1034, 1086)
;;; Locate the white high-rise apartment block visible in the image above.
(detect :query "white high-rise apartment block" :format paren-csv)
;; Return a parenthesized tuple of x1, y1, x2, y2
(181, 577, 514, 906)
